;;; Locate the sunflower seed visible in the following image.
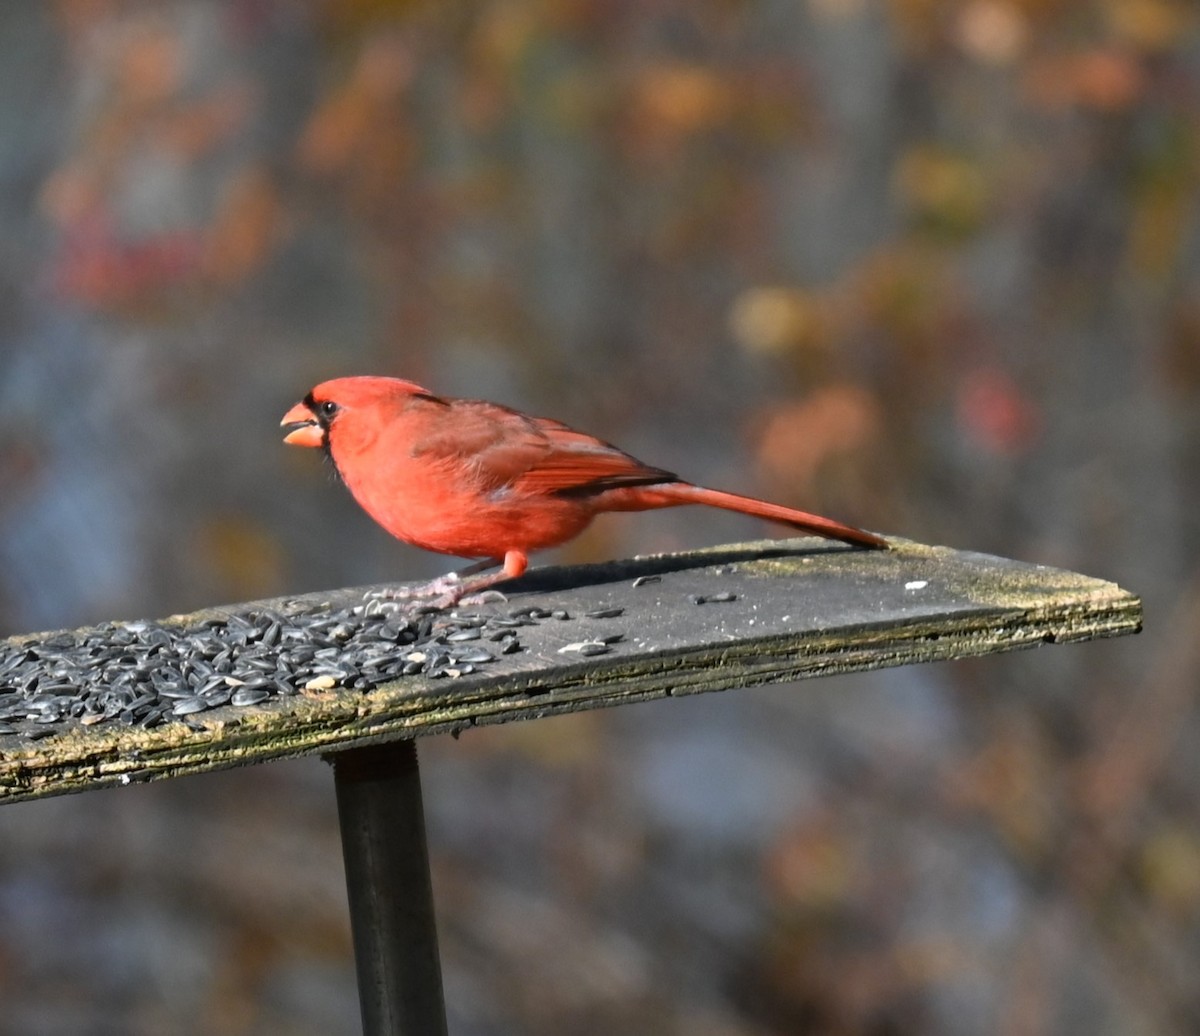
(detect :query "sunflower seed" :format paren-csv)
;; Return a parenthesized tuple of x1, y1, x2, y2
(0, 585, 532, 737)
(201, 686, 233, 707)
(231, 686, 271, 707)
(691, 591, 738, 604)
(577, 643, 611, 656)
(558, 640, 609, 655)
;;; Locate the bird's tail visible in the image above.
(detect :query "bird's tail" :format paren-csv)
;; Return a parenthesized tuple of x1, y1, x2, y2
(643, 482, 888, 549)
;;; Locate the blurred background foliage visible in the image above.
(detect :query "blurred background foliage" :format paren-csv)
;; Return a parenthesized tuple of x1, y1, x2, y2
(0, 0, 1196, 1033)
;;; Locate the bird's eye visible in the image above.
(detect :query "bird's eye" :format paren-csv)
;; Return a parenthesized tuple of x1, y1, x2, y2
(318, 400, 339, 420)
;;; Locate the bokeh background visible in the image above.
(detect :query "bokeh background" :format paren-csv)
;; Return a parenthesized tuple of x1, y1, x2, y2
(0, 1, 1194, 1033)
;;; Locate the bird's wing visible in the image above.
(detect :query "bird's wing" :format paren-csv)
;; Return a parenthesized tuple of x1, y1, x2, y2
(404, 395, 521, 464)
(509, 417, 678, 497)
(410, 400, 676, 497)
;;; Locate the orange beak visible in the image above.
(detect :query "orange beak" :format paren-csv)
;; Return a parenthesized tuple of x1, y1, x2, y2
(281, 401, 326, 448)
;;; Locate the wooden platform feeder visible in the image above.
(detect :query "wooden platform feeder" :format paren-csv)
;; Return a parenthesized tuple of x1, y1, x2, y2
(0, 538, 1142, 1035)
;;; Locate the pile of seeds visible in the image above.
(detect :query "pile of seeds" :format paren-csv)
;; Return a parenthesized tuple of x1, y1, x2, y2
(0, 601, 613, 740)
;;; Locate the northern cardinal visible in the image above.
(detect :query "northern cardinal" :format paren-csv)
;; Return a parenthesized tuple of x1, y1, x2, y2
(282, 376, 886, 603)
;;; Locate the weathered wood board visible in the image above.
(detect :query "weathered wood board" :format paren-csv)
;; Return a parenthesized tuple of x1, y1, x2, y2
(0, 537, 1141, 804)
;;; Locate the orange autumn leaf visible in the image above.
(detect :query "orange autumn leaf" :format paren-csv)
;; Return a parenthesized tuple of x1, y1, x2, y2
(755, 385, 883, 493)
(1023, 48, 1146, 111)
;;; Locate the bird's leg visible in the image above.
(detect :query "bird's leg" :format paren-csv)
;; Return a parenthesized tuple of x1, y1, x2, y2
(414, 558, 500, 598)
(449, 549, 529, 607)
(362, 553, 528, 611)
(361, 558, 501, 610)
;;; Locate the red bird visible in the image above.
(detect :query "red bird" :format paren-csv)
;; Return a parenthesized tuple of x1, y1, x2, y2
(282, 376, 886, 603)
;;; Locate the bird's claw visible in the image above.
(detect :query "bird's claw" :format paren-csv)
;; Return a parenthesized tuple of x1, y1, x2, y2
(457, 589, 508, 606)
(420, 585, 508, 611)
(362, 573, 462, 602)
(359, 573, 511, 614)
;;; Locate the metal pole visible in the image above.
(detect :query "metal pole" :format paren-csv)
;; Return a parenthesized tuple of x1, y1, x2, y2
(330, 739, 448, 1036)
